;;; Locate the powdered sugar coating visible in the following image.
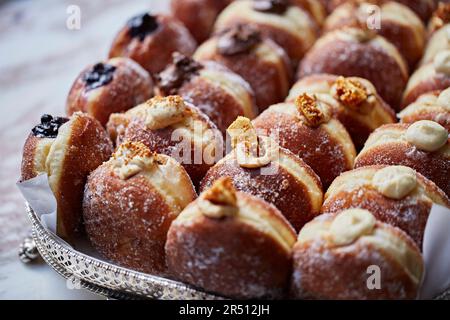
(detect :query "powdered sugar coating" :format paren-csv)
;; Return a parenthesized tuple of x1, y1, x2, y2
(83, 158, 196, 276)
(166, 192, 294, 299)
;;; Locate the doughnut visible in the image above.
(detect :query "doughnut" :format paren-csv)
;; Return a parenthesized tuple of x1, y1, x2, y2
(290, 0, 327, 25)
(286, 74, 396, 149)
(200, 117, 323, 231)
(170, 0, 233, 43)
(106, 95, 223, 187)
(253, 93, 356, 188)
(213, 0, 318, 64)
(21, 113, 113, 242)
(66, 57, 153, 126)
(109, 13, 196, 74)
(402, 50, 450, 108)
(83, 141, 196, 275)
(322, 165, 450, 248)
(421, 24, 450, 66)
(155, 53, 258, 134)
(194, 24, 292, 111)
(355, 121, 450, 197)
(290, 209, 424, 299)
(165, 177, 297, 299)
(399, 88, 450, 131)
(298, 27, 409, 110)
(327, 0, 435, 22)
(323, 1, 425, 69)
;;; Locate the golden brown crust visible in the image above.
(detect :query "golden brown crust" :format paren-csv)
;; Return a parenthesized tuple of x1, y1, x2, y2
(66, 58, 153, 126)
(200, 148, 323, 231)
(324, 1, 425, 69)
(253, 102, 356, 188)
(322, 166, 450, 248)
(109, 14, 196, 74)
(355, 123, 450, 197)
(156, 60, 257, 134)
(195, 36, 292, 111)
(298, 30, 409, 110)
(402, 64, 450, 108)
(214, 0, 317, 63)
(170, 0, 232, 43)
(21, 113, 113, 242)
(165, 191, 295, 299)
(83, 157, 196, 275)
(291, 219, 422, 299)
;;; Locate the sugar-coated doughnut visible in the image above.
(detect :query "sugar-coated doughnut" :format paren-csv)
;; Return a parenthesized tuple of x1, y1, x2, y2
(155, 53, 257, 134)
(83, 141, 196, 275)
(109, 13, 196, 74)
(253, 93, 356, 188)
(322, 165, 450, 248)
(21, 113, 113, 242)
(194, 24, 292, 111)
(286, 74, 396, 149)
(200, 117, 323, 231)
(355, 121, 450, 197)
(298, 28, 409, 110)
(66, 57, 153, 126)
(166, 177, 296, 298)
(291, 208, 424, 299)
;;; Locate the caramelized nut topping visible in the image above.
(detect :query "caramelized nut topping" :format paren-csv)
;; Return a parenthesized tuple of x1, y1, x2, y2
(199, 177, 238, 218)
(203, 177, 237, 207)
(217, 24, 261, 56)
(332, 76, 368, 108)
(295, 93, 330, 127)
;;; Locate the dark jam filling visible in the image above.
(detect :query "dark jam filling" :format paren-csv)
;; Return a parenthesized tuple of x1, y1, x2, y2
(217, 24, 262, 56)
(82, 63, 116, 91)
(156, 53, 203, 95)
(127, 13, 159, 41)
(32, 114, 69, 138)
(252, 0, 289, 14)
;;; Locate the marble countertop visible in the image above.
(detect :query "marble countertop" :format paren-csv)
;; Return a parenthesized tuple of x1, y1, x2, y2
(0, 0, 168, 299)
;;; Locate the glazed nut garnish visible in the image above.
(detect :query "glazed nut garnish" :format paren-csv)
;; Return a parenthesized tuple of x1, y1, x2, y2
(437, 88, 450, 111)
(295, 93, 330, 127)
(199, 177, 238, 219)
(227, 116, 258, 149)
(112, 141, 159, 179)
(140, 95, 188, 130)
(331, 77, 370, 110)
(252, 0, 289, 15)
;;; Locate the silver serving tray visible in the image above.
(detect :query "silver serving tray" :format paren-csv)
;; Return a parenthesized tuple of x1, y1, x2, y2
(26, 203, 221, 300)
(26, 203, 450, 300)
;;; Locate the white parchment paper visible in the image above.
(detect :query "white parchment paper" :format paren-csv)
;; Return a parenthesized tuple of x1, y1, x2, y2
(17, 173, 57, 233)
(419, 204, 450, 299)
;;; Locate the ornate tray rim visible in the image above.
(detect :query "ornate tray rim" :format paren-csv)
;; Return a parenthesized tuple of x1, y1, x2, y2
(26, 203, 222, 300)
(27, 203, 450, 300)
